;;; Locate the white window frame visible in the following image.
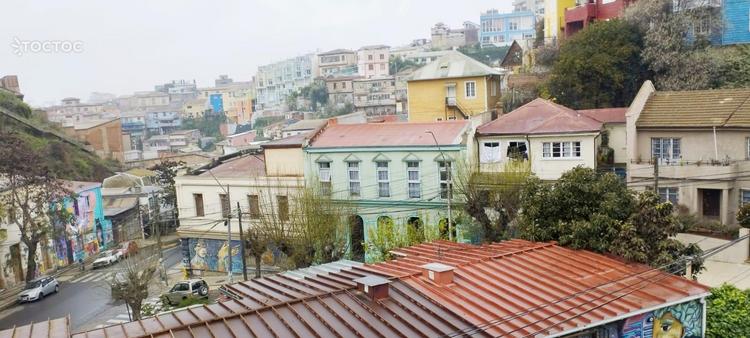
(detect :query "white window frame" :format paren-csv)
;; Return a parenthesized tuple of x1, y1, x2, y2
(491, 80, 498, 97)
(376, 161, 390, 197)
(742, 189, 750, 205)
(347, 162, 361, 197)
(651, 138, 681, 164)
(438, 161, 452, 199)
(542, 141, 582, 159)
(507, 140, 528, 160)
(407, 161, 421, 199)
(465, 81, 477, 99)
(318, 162, 332, 195)
(658, 187, 679, 205)
(480, 141, 501, 163)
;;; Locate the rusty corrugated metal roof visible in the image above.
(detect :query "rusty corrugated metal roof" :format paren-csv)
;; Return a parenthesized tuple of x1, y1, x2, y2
(0, 316, 70, 338)
(2, 241, 709, 338)
(362, 239, 710, 338)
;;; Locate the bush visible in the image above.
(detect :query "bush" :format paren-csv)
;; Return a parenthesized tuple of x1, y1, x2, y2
(706, 284, 750, 338)
(737, 203, 750, 228)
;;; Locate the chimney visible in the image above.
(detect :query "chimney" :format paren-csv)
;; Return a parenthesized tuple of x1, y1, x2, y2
(421, 263, 455, 286)
(353, 275, 391, 301)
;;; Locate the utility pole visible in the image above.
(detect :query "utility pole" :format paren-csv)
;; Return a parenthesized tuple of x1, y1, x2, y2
(426, 130, 453, 241)
(237, 202, 248, 281)
(653, 156, 659, 192)
(152, 191, 166, 285)
(225, 188, 233, 284)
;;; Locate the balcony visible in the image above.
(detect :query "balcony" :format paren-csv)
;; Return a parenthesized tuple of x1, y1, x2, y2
(565, 2, 596, 24)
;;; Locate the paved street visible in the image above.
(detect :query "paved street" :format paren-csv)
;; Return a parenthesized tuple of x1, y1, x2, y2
(0, 246, 182, 332)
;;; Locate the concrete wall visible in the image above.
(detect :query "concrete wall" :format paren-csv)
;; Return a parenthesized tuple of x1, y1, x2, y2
(607, 123, 627, 164)
(635, 129, 749, 164)
(407, 75, 500, 123)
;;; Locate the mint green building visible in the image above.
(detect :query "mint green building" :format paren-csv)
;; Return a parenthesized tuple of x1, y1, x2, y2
(304, 121, 472, 261)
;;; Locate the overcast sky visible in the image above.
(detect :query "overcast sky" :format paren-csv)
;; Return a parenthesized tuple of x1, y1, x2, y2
(0, 0, 512, 107)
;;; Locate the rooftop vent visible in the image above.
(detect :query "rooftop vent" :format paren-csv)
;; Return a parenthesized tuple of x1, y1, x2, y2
(421, 262, 455, 286)
(353, 275, 391, 301)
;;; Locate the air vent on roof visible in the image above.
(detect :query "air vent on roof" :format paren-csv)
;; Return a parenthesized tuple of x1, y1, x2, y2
(421, 262, 455, 286)
(353, 275, 391, 301)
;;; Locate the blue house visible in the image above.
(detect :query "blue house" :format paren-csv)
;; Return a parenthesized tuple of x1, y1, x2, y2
(722, 0, 750, 45)
(479, 9, 536, 47)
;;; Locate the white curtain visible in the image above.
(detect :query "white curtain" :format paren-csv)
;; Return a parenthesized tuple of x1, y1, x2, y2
(480, 142, 501, 163)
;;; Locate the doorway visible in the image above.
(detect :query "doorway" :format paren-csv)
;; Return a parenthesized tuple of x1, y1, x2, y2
(700, 189, 722, 220)
(349, 216, 364, 262)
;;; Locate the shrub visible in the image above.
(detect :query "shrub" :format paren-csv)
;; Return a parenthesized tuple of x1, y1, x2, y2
(706, 284, 750, 338)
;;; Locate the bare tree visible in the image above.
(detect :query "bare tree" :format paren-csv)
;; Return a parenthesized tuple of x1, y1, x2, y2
(0, 131, 74, 282)
(109, 250, 158, 320)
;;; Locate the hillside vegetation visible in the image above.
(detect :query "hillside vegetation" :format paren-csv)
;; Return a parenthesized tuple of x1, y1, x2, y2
(0, 91, 118, 182)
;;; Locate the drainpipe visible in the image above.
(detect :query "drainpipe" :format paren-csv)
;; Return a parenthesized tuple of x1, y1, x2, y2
(713, 126, 719, 161)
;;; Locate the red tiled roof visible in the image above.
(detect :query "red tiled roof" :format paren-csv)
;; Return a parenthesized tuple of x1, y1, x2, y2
(476, 98, 603, 135)
(578, 108, 627, 124)
(362, 240, 710, 338)
(309, 121, 469, 148)
(197, 154, 265, 178)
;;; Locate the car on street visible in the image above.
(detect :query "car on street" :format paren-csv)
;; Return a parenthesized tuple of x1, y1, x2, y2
(118, 241, 139, 258)
(17, 277, 59, 302)
(161, 279, 209, 305)
(92, 250, 122, 269)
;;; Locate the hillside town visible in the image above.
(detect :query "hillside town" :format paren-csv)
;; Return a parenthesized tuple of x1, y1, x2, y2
(2, 0, 750, 337)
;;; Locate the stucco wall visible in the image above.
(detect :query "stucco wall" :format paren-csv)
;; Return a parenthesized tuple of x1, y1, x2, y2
(607, 123, 627, 164)
(264, 148, 305, 177)
(478, 134, 597, 180)
(407, 76, 499, 122)
(635, 129, 749, 163)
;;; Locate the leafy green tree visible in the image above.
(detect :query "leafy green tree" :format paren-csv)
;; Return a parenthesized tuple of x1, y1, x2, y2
(706, 284, 750, 338)
(389, 55, 418, 74)
(715, 45, 750, 89)
(0, 91, 32, 118)
(736, 203, 750, 229)
(181, 114, 226, 139)
(623, 0, 722, 90)
(546, 20, 649, 109)
(148, 160, 184, 218)
(517, 167, 702, 277)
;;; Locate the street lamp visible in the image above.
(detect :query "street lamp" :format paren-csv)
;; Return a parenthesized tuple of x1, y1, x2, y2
(425, 130, 453, 241)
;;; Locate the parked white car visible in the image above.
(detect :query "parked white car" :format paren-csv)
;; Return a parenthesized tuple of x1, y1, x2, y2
(92, 250, 122, 269)
(17, 277, 59, 302)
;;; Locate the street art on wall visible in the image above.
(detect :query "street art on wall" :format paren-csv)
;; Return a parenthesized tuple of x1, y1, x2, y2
(621, 299, 703, 338)
(52, 185, 113, 265)
(186, 238, 242, 273)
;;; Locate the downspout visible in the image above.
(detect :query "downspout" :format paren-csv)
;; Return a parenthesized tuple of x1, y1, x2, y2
(713, 125, 719, 161)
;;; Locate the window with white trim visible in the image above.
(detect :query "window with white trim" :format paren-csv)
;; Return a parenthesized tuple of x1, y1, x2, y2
(742, 189, 750, 205)
(318, 162, 331, 195)
(438, 161, 452, 199)
(407, 161, 420, 198)
(376, 161, 390, 197)
(348, 162, 360, 197)
(658, 187, 679, 205)
(542, 141, 581, 158)
(507, 141, 528, 160)
(480, 142, 501, 163)
(465, 81, 476, 99)
(652, 138, 681, 164)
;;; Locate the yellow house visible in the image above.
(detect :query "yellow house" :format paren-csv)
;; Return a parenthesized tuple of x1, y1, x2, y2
(407, 51, 502, 123)
(544, 0, 576, 42)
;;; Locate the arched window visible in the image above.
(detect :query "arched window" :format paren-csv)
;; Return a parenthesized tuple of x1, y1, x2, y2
(349, 215, 364, 262)
(407, 217, 424, 243)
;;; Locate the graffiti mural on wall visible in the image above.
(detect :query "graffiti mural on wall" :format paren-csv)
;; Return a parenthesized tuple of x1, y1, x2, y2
(621, 299, 703, 338)
(187, 238, 242, 273)
(52, 186, 113, 266)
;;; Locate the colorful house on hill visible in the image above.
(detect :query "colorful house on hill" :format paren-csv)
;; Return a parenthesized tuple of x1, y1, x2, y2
(544, 0, 577, 42)
(304, 121, 473, 261)
(407, 51, 502, 123)
(564, 0, 635, 37)
(476, 98, 627, 180)
(722, 0, 750, 45)
(53, 181, 113, 266)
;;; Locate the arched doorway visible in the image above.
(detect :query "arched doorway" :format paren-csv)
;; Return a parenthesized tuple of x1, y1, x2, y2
(349, 215, 364, 262)
(407, 217, 424, 243)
